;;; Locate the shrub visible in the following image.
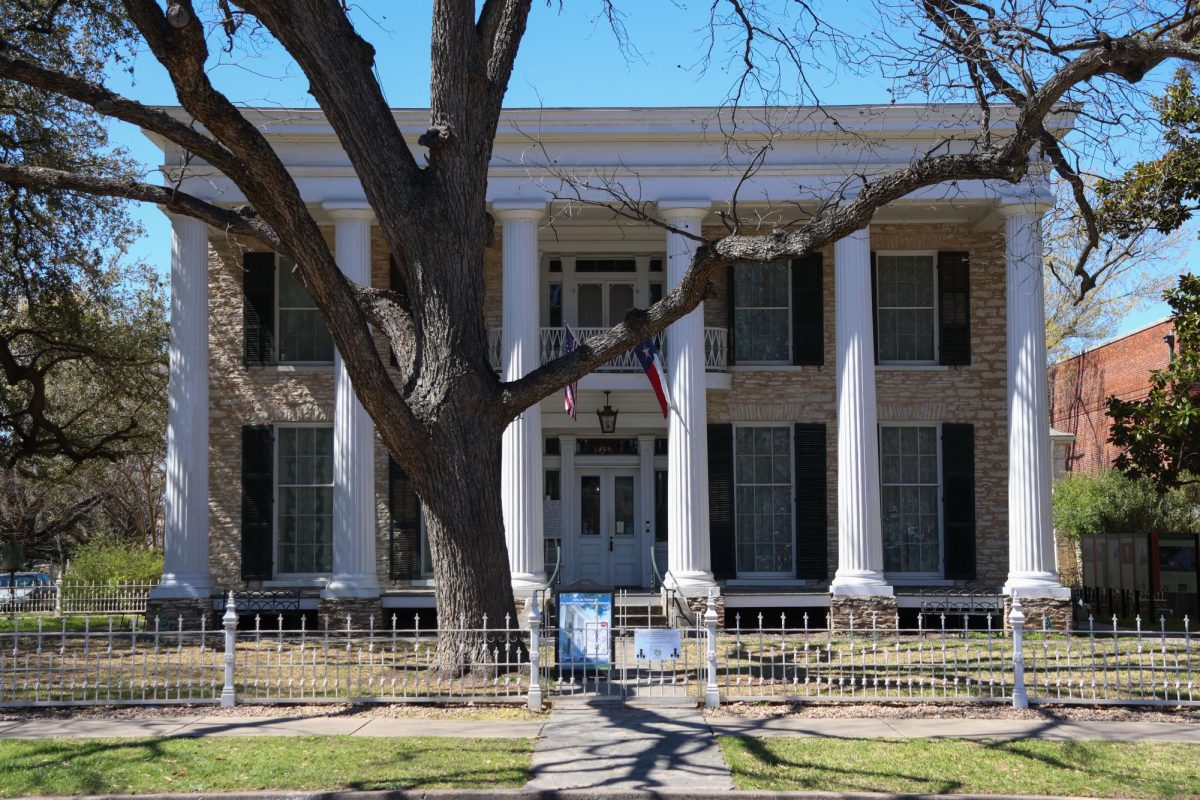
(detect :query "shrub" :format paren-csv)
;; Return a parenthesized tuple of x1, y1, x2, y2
(1052, 469, 1200, 539)
(64, 534, 162, 585)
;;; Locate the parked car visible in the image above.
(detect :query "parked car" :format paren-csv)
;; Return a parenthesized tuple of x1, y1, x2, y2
(0, 572, 53, 609)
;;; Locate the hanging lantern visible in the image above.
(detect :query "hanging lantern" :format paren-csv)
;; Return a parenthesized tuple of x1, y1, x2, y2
(596, 391, 619, 434)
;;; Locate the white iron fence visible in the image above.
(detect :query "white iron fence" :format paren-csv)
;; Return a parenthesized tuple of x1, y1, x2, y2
(0, 581, 156, 616)
(0, 595, 1195, 708)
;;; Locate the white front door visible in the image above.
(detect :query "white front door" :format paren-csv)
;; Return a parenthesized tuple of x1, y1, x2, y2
(576, 469, 642, 587)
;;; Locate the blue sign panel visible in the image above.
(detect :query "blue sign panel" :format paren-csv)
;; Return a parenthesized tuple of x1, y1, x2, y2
(557, 592, 612, 671)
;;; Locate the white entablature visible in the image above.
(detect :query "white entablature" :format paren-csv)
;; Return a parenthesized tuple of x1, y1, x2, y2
(145, 104, 1064, 213)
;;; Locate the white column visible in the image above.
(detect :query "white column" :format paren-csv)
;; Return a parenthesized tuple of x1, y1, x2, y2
(1001, 203, 1069, 598)
(153, 215, 212, 600)
(496, 201, 547, 594)
(660, 201, 717, 595)
(323, 204, 380, 599)
(830, 227, 892, 596)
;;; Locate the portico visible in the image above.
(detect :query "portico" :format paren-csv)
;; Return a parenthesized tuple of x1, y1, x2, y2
(144, 105, 1073, 626)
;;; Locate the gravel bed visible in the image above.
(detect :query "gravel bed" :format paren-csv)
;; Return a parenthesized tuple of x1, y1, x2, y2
(706, 701, 1200, 723)
(0, 702, 544, 722)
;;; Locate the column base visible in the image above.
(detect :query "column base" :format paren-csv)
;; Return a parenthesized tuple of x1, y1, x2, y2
(830, 570, 893, 596)
(1005, 595, 1073, 631)
(319, 596, 385, 630)
(828, 594, 898, 630)
(664, 570, 719, 597)
(145, 597, 214, 629)
(511, 573, 548, 598)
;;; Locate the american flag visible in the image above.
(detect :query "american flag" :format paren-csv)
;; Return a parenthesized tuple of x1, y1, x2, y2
(563, 325, 579, 420)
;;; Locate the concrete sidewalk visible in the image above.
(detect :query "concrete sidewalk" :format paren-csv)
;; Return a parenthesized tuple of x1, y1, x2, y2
(0, 714, 544, 740)
(0, 709, 1197, 744)
(705, 715, 1200, 743)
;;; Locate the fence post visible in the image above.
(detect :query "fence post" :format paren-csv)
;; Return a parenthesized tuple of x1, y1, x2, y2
(526, 593, 543, 712)
(220, 592, 238, 708)
(1010, 597, 1028, 709)
(53, 574, 62, 617)
(704, 590, 720, 709)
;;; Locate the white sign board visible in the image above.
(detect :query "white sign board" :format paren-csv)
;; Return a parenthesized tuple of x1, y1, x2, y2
(633, 628, 682, 662)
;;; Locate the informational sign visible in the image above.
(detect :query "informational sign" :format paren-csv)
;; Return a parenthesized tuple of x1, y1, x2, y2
(543, 499, 562, 538)
(633, 628, 682, 662)
(557, 592, 612, 671)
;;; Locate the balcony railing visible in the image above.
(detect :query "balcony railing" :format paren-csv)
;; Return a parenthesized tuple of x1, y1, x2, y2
(488, 327, 728, 372)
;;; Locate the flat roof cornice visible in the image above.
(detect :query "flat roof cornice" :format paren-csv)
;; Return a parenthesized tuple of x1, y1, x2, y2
(147, 103, 1076, 148)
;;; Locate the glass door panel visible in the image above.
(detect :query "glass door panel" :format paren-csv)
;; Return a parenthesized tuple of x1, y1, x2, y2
(577, 284, 604, 328)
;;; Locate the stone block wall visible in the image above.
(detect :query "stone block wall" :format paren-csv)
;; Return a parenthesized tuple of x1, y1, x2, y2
(205, 220, 1012, 594)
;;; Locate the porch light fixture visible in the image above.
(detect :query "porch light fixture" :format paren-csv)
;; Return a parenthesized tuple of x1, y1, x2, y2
(596, 391, 619, 434)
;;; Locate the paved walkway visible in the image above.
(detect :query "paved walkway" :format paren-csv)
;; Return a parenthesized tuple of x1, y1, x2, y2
(0, 715, 543, 740)
(526, 702, 734, 792)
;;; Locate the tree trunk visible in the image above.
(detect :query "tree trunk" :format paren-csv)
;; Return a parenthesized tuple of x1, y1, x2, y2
(416, 418, 521, 674)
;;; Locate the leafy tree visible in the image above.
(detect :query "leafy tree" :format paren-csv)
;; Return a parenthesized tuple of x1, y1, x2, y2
(4, 1, 1200, 664)
(1053, 469, 1200, 540)
(0, 1, 165, 468)
(63, 531, 162, 585)
(1109, 275, 1200, 488)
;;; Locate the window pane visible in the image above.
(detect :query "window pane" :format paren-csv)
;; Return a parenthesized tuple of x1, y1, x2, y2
(734, 425, 793, 574)
(875, 255, 935, 363)
(277, 427, 334, 574)
(879, 425, 940, 574)
(578, 284, 603, 328)
(608, 284, 635, 327)
(734, 263, 790, 362)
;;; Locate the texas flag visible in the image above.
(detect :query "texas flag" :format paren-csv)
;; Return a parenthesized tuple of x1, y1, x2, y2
(633, 338, 671, 418)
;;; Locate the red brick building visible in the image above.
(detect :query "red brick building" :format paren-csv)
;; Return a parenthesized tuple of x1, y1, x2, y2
(1048, 318, 1175, 475)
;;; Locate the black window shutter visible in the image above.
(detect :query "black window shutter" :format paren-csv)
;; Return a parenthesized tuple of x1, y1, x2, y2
(941, 423, 976, 580)
(725, 265, 737, 367)
(388, 455, 422, 580)
(937, 251, 971, 366)
(869, 250, 879, 365)
(793, 423, 828, 579)
(790, 255, 824, 366)
(241, 425, 274, 580)
(243, 252, 276, 366)
(707, 424, 736, 580)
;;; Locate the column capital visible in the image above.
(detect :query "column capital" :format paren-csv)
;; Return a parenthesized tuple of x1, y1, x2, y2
(658, 200, 711, 222)
(323, 201, 375, 222)
(492, 200, 546, 221)
(996, 198, 1053, 219)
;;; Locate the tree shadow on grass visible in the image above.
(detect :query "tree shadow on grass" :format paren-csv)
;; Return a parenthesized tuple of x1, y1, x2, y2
(733, 734, 965, 795)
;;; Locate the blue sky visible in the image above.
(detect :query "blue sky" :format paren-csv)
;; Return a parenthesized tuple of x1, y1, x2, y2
(107, 1, 1182, 334)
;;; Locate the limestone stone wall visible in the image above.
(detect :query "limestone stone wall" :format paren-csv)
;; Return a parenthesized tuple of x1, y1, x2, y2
(206, 226, 501, 591)
(704, 224, 1010, 589)
(205, 221, 1010, 593)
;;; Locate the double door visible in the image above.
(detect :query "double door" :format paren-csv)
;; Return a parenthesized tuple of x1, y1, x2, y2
(576, 469, 641, 587)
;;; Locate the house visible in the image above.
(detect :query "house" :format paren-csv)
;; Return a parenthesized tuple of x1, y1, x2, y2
(1048, 318, 1175, 476)
(144, 105, 1073, 627)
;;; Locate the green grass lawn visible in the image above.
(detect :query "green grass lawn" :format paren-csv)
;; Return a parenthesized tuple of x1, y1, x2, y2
(719, 737, 1200, 799)
(0, 736, 533, 796)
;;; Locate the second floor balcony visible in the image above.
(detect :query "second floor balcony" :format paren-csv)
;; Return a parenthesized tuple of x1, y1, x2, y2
(488, 327, 729, 373)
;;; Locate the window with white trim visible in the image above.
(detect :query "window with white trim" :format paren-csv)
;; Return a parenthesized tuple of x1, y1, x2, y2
(277, 261, 334, 363)
(734, 425, 794, 575)
(733, 263, 790, 363)
(276, 426, 334, 574)
(879, 425, 941, 574)
(876, 254, 936, 363)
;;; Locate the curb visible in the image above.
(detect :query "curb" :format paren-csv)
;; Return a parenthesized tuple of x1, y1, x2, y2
(7, 791, 1115, 800)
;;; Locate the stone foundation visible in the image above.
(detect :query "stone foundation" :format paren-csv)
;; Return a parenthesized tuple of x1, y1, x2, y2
(684, 593, 726, 628)
(829, 594, 898, 630)
(1005, 595, 1073, 631)
(145, 597, 214, 629)
(318, 596, 385, 630)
